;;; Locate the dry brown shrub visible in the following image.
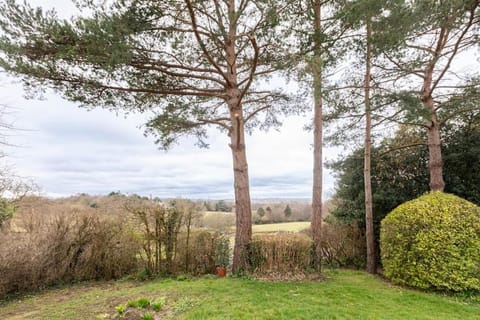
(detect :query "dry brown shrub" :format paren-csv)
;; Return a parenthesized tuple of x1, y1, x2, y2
(174, 230, 218, 275)
(321, 223, 365, 268)
(249, 233, 313, 276)
(302, 222, 366, 268)
(0, 209, 141, 297)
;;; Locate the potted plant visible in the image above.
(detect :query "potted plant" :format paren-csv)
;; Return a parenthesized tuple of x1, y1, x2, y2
(214, 236, 230, 277)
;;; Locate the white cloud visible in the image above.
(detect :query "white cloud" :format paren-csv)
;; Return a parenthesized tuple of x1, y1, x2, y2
(0, 79, 339, 199)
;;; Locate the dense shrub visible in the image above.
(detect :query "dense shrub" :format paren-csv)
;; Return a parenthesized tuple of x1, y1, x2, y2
(381, 192, 480, 291)
(0, 212, 140, 297)
(175, 231, 225, 275)
(301, 222, 366, 269)
(248, 233, 313, 275)
(320, 223, 366, 268)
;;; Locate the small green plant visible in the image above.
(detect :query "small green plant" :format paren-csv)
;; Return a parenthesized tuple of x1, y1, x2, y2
(127, 300, 138, 308)
(115, 304, 127, 315)
(176, 274, 188, 281)
(137, 267, 153, 281)
(137, 297, 151, 309)
(214, 236, 230, 267)
(142, 312, 154, 320)
(152, 297, 166, 312)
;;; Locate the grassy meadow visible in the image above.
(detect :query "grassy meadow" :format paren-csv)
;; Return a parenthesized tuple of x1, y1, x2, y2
(252, 221, 310, 234)
(0, 270, 478, 320)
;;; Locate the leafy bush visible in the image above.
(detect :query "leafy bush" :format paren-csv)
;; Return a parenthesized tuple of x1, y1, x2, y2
(381, 192, 480, 291)
(248, 233, 313, 275)
(0, 198, 15, 229)
(214, 235, 230, 267)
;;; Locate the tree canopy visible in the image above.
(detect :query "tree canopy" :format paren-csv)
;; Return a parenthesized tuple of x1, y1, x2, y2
(0, 0, 304, 273)
(330, 113, 480, 254)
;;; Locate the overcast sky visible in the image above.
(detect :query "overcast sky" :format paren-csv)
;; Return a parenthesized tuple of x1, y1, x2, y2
(2, 79, 338, 200)
(0, 0, 342, 200)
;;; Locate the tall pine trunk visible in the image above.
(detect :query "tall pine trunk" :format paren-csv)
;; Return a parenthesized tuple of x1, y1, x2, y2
(226, 0, 252, 273)
(229, 105, 252, 273)
(426, 103, 444, 191)
(421, 36, 445, 192)
(364, 19, 375, 274)
(311, 0, 323, 271)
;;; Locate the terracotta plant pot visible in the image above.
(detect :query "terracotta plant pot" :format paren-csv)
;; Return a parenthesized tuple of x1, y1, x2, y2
(216, 266, 227, 277)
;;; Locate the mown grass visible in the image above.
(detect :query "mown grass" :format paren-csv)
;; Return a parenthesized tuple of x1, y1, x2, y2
(0, 270, 478, 320)
(252, 221, 310, 233)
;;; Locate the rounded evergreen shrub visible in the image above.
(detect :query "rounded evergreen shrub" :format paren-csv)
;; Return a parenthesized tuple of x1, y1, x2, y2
(381, 192, 480, 291)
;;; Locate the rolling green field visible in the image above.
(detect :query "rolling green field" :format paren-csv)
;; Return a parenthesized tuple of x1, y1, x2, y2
(252, 221, 310, 234)
(1, 270, 478, 320)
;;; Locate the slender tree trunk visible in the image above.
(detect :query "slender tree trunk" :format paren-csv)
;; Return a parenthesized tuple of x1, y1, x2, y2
(226, 0, 252, 274)
(421, 39, 445, 191)
(364, 19, 376, 274)
(185, 212, 192, 273)
(427, 110, 444, 191)
(155, 214, 160, 273)
(311, 0, 323, 272)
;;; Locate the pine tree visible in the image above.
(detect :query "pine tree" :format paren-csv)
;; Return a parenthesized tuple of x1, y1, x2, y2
(256, 207, 265, 218)
(283, 204, 292, 218)
(0, 0, 299, 273)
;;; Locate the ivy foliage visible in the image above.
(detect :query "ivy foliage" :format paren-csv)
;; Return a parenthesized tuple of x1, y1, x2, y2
(381, 192, 480, 292)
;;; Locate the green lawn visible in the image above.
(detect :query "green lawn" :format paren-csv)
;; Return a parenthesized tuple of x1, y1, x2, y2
(252, 221, 310, 233)
(0, 270, 478, 319)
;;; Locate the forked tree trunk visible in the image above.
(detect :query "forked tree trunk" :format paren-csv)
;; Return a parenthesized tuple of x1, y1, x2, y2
(364, 19, 376, 274)
(226, 0, 252, 273)
(311, 0, 323, 271)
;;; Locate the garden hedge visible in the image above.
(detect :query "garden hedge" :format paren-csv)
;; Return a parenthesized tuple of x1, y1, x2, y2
(381, 192, 480, 291)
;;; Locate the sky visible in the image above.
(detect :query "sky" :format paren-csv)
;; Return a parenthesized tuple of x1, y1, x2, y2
(0, 0, 341, 200)
(1, 79, 338, 200)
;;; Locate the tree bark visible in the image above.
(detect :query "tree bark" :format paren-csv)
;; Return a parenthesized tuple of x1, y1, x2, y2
(226, 0, 252, 274)
(421, 36, 445, 192)
(427, 111, 444, 191)
(229, 98, 252, 273)
(364, 19, 376, 274)
(311, 0, 323, 272)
